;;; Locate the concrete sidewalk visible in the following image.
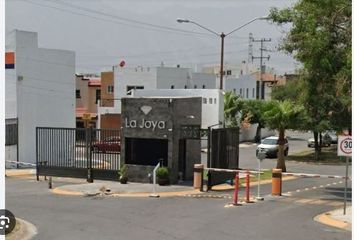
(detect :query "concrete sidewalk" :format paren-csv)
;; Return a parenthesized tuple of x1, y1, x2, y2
(315, 206, 352, 231)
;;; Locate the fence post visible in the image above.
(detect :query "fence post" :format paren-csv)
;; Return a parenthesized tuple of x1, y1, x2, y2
(86, 128, 93, 183)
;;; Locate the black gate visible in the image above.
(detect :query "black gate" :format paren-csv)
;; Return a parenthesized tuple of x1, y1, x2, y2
(36, 127, 120, 181)
(207, 127, 239, 189)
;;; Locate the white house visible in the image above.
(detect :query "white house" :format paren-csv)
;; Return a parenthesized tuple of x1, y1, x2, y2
(131, 89, 224, 130)
(97, 66, 217, 128)
(5, 30, 75, 165)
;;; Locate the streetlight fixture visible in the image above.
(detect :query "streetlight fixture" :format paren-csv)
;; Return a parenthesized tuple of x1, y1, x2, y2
(177, 16, 269, 90)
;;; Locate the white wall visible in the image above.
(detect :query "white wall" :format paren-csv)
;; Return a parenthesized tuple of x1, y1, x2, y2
(224, 74, 257, 99)
(115, 66, 157, 113)
(131, 89, 224, 129)
(6, 30, 75, 164)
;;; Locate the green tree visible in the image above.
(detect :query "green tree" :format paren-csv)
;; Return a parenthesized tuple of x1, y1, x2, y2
(224, 91, 243, 127)
(269, 0, 351, 160)
(242, 99, 267, 143)
(263, 100, 306, 172)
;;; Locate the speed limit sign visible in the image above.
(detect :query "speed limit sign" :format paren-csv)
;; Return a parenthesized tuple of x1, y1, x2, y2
(338, 135, 352, 157)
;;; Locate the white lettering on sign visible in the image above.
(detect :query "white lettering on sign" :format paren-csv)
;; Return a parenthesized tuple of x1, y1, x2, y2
(125, 118, 166, 131)
(338, 135, 352, 157)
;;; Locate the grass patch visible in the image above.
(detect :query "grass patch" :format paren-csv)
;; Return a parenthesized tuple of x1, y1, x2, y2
(286, 146, 350, 164)
(240, 170, 272, 184)
(202, 170, 273, 183)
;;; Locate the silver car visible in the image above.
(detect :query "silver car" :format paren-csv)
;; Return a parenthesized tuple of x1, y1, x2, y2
(256, 136, 289, 158)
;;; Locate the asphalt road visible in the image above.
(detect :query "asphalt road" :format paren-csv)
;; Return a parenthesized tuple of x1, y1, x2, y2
(5, 131, 351, 239)
(5, 177, 351, 240)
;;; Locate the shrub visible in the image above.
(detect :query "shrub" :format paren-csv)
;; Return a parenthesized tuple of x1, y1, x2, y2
(156, 167, 169, 179)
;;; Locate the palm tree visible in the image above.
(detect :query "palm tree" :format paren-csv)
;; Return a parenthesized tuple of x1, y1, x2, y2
(242, 99, 266, 143)
(224, 91, 243, 127)
(262, 100, 305, 172)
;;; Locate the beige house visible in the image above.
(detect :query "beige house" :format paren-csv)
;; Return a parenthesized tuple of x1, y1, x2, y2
(98, 71, 121, 129)
(75, 74, 101, 128)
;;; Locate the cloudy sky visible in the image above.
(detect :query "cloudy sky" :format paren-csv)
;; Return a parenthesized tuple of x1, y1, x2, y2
(6, 0, 299, 74)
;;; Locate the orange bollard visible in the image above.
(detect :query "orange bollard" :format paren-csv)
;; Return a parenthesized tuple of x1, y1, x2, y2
(272, 168, 282, 196)
(193, 164, 204, 191)
(233, 172, 239, 205)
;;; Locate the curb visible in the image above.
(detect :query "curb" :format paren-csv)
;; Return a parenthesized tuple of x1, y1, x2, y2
(5, 169, 36, 177)
(314, 211, 351, 231)
(51, 176, 297, 198)
(52, 186, 200, 198)
(6, 218, 38, 240)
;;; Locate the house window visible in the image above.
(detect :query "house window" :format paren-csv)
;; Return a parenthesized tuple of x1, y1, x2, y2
(202, 85, 205, 89)
(171, 85, 175, 89)
(107, 85, 114, 93)
(203, 98, 207, 104)
(95, 89, 101, 104)
(126, 85, 144, 95)
(194, 85, 197, 89)
(226, 70, 232, 75)
(76, 90, 81, 98)
(5, 121, 18, 146)
(252, 88, 255, 98)
(214, 98, 217, 104)
(233, 89, 236, 94)
(184, 85, 188, 89)
(239, 88, 242, 97)
(209, 98, 213, 104)
(246, 88, 249, 98)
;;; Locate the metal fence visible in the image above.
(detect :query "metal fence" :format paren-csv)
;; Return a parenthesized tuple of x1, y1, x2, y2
(36, 127, 121, 181)
(207, 127, 239, 189)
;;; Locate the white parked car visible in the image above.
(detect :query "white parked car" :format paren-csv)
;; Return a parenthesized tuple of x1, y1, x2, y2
(256, 136, 289, 158)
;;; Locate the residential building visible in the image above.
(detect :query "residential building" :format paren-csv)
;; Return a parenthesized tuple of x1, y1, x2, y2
(5, 30, 75, 165)
(131, 89, 224, 129)
(75, 74, 101, 128)
(97, 66, 217, 129)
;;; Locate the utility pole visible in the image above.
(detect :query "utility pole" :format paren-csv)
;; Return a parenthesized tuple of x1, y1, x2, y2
(252, 38, 271, 99)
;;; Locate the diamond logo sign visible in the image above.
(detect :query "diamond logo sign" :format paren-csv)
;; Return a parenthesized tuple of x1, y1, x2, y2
(140, 105, 152, 115)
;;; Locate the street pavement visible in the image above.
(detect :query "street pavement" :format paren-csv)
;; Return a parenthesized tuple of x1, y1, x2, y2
(5, 176, 351, 240)
(5, 131, 352, 239)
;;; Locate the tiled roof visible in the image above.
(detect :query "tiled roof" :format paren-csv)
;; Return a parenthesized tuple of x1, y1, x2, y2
(88, 79, 101, 86)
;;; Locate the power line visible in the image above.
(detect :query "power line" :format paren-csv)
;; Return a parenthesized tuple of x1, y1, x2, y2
(20, 0, 213, 37)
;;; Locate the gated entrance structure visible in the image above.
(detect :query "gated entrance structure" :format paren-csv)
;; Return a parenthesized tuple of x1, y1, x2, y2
(207, 127, 239, 189)
(36, 127, 120, 182)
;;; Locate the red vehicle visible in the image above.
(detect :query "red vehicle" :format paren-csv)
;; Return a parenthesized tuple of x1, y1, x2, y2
(91, 137, 121, 153)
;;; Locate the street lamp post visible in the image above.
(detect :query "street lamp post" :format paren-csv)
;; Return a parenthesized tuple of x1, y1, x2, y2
(177, 17, 269, 90)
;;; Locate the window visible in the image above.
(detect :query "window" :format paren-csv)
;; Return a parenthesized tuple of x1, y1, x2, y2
(194, 85, 197, 89)
(202, 85, 205, 89)
(214, 98, 217, 104)
(246, 88, 249, 98)
(239, 88, 242, 96)
(226, 70, 232, 75)
(107, 85, 114, 93)
(171, 85, 174, 89)
(184, 85, 188, 89)
(5, 121, 18, 146)
(203, 98, 207, 104)
(209, 98, 213, 104)
(76, 90, 81, 98)
(252, 88, 255, 98)
(95, 89, 101, 104)
(126, 85, 144, 95)
(233, 89, 236, 94)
